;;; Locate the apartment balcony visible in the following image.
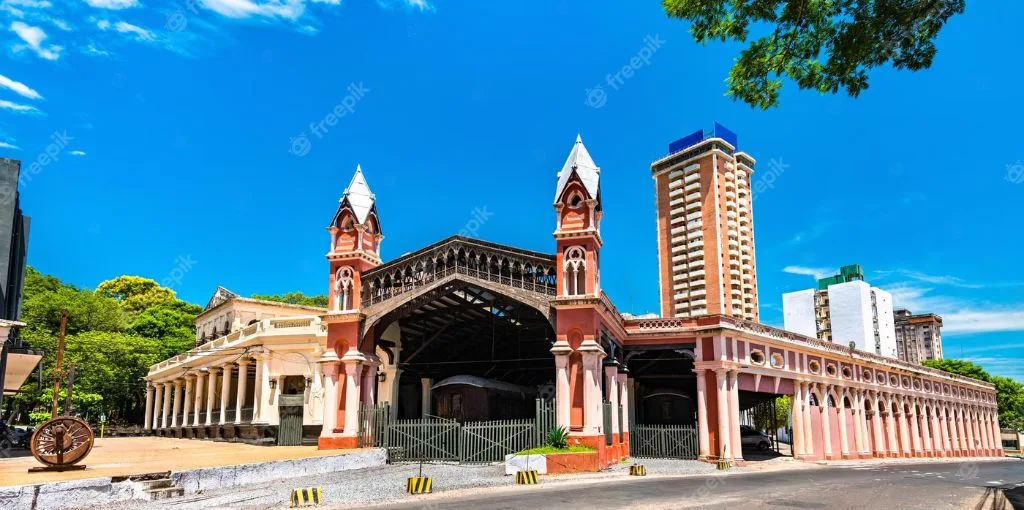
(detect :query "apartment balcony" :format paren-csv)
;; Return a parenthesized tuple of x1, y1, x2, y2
(687, 249, 704, 261)
(687, 219, 703, 232)
(691, 298, 708, 307)
(684, 181, 701, 193)
(686, 210, 702, 222)
(727, 220, 738, 229)
(724, 170, 735, 181)
(669, 186, 685, 197)
(726, 210, 737, 221)
(742, 282, 754, 291)
(684, 169, 701, 181)
(674, 291, 689, 300)
(725, 190, 736, 201)
(669, 177, 685, 189)
(685, 200, 701, 213)
(691, 307, 707, 315)
(689, 238, 704, 249)
(690, 269, 706, 279)
(685, 191, 701, 202)
(730, 269, 741, 279)
(739, 224, 751, 235)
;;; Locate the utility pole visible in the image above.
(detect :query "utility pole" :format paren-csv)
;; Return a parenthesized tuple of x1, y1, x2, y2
(51, 310, 69, 419)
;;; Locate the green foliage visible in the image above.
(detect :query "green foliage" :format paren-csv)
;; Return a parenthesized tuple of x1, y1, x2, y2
(96, 276, 177, 315)
(923, 359, 1024, 432)
(750, 396, 790, 431)
(922, 359, 991, 382)
(251, 291, 328, 308)
(13, 266, 201, 425)
(662, 0, 966, 108)
(28, 411, 52, 426)
(546, 425, 569, 449)
(518, 445, 595, 455)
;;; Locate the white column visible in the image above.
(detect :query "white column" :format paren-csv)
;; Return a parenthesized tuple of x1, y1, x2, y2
(171, 380, 184, 428)
(361, 361, 377, 406)
(820, 389, 833, 459)
(605, 364, 620, 438)
(144, 383, 154, 430)
(320, 362, 341, 438)
(235, 360, 249, 424)
(728, 371, 742, 461)
(802, 383, 814, 456)
(206, 368, 218, 426)
(378, 366, 402, 410)
(252, 354, 269, 424)
(219, 365, 232, 425)
(193, 372, 205, 427)
(182, 376, 194, 427)
(791, 381, 805, 457)
(838, 391, 850, 457)
(695, 369, 711, 459)
(852, 391, 866, 456)
(153, 383, 165, 430)
(551, 344, 572, 429)
(342, 362, 363, 435)
(991, 410, 1003, 454)
(715, 370, 731, 459)
(581, 349, 604, 435)
(920, 407, 933, 454)
(617, 373, 630, 438)
(160, 382, 172, 429)
(420, 378, 433, 418)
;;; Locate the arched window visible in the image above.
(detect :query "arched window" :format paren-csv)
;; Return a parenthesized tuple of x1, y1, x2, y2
(563, 246, 586, 296)
(335, 266, 355, 311)
(567, 191, 584, 209)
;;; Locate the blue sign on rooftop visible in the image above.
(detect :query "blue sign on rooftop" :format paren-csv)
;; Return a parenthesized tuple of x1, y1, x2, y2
(667, 123, 739, 155)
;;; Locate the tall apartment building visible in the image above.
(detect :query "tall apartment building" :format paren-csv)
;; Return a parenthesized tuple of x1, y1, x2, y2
(651, 123, 758, 321)
(0, 158, 34, 409)
(782, 264, 898, 358)
(894, 309, 944, 364)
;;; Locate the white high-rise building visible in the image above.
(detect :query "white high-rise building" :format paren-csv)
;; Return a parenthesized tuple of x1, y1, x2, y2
(782, 265, 897, 358)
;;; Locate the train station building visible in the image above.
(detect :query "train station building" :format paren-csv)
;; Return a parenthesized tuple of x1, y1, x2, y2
(145, 130, 1002, 466)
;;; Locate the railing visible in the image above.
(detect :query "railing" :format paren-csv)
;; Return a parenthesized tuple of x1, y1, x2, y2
(630, 424, 699, 459)
(149, 317, 323, 374)
(363, 264, 557, 307)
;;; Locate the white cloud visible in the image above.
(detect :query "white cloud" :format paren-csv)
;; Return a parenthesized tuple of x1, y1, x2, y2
(96, 19, 155, 41)
(962, 357, 1024, 383)
(783, 266, 836, 280)
(404, 0, 430, 10)
(69, 150, 86, 156)
(83, 0, 139, 8)
(5, 0, 52, 7)
(0, 98, 40, 113)
(880, 281, 1024, 336)
(81, 42, 111, 57)
(199, 0, 305, 20)
(9, 21, 62, 60)
(0, 141, 20, 150)
(0, 73, 42, 100)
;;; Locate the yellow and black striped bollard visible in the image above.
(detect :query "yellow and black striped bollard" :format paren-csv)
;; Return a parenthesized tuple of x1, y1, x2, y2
(515, 470, 539, 485)
(290, 487, 323, 507)
(629, 464, 647, 476)
(406, 476, 432, 494)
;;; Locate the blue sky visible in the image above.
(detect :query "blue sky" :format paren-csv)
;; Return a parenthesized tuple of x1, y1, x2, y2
(3, 1, 1022, 381)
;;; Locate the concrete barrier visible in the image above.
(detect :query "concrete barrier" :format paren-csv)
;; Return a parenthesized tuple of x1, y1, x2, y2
(0, 449, 386, 510)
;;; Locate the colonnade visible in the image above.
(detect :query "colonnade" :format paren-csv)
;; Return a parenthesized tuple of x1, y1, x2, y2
(788, 382, 1002, 460)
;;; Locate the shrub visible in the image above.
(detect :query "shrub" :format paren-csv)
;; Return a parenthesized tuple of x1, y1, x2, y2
(547, 425, 568, 449)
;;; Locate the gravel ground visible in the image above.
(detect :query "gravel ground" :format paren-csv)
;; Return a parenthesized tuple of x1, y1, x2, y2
(99, 458, 731, 509)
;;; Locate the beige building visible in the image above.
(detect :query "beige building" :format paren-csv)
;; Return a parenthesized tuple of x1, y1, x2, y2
(651, 125, 758, 321)
(894, 309, 944, 364)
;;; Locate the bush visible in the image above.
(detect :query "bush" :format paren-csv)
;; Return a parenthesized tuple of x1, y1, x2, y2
(29, 411, 52, 426)
(547, 425, 568, 449)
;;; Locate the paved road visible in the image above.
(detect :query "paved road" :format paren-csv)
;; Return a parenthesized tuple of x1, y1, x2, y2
(375, 460, 1024, 510)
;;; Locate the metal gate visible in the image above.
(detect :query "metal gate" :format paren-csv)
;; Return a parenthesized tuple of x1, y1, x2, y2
(277, 394, 304, 446)
(630, 423, 699, 459)
(358, 399, 555, 463)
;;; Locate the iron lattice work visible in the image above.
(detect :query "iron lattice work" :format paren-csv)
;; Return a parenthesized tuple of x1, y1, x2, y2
(361, 236, 558, 309)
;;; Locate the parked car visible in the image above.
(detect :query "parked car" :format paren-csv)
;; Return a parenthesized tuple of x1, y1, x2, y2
(740, 425, 773, 451)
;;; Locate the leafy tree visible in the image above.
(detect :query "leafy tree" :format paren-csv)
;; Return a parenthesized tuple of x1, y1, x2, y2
(21, 285, 126, 336)
(663, 0, 966, 108)
(129, 300, 203, 359)
(96, 275, 177, 315)
(251, 291, 328, 308)
(923, 359, 1024, 432)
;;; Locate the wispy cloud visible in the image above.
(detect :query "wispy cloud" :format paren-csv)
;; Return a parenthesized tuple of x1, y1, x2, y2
(783, 266, 836, 280)
(83, 0, 139, 8)
(0, 98, 40, 113)
(0, 140, 20, 150)
(81, 42, 112, 57)
(881, 281, 1024, 336)
(0, 73, 42, 100)
(199, 0, 306, 21)
(962, 356, 1024, 383)
(877, 269, 1024, 290)
(97, 19, 155, 41)
(9, 20, 62, 60)
(69, 150, 86, 156)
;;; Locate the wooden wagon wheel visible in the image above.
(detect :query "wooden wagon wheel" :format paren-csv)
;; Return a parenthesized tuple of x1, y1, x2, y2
(30, 416, 94, 467)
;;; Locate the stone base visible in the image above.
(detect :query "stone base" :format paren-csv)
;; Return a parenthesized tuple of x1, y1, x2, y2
(546, 452, 601, 474)
(318, 435, 358, 450)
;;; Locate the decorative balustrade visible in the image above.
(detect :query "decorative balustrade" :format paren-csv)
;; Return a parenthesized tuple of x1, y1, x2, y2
(148, 316, 323, 375)
(361, 236, 558, 307)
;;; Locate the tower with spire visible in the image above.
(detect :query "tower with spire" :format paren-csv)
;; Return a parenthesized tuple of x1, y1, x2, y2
(553, 134, 602, 297)
(326, 165, 383, 313)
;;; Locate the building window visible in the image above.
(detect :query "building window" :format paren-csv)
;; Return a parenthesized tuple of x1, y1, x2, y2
(335, 266, 355, 311)
(563, 246, 587, 296)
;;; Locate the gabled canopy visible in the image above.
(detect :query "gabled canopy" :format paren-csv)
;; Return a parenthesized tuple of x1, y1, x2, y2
(554, 134, 601, 207)
(204, 286, 238, 311)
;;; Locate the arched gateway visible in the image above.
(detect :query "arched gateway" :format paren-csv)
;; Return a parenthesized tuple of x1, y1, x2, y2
(145, 137, 1001, 466)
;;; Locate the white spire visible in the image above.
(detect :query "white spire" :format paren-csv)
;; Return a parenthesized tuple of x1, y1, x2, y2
(554, 134, 600, 203)
(341, 164, 376, 224)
